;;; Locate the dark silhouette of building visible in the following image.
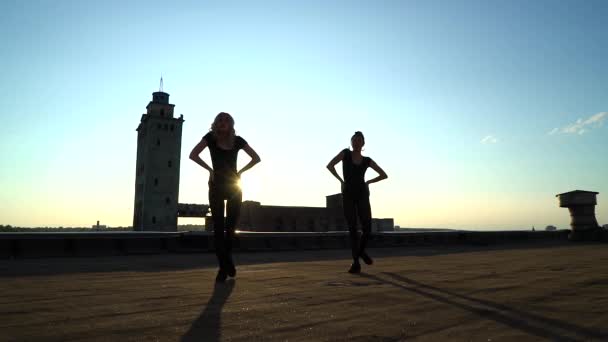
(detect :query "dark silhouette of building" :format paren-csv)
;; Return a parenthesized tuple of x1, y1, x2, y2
(206, 193, 394, 232)
(133, 90, 184, 231)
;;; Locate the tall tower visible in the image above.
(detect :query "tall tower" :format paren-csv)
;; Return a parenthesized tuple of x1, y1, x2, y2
(133, 89, 184, 231)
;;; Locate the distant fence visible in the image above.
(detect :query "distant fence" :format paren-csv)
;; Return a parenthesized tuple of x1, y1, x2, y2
(0, 230, 587, 259)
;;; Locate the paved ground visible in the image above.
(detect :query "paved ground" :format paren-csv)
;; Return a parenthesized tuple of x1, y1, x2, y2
(1, 243, 608, 341)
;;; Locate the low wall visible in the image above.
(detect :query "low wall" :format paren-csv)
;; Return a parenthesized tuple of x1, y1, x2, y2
(0, 229, 590, 259)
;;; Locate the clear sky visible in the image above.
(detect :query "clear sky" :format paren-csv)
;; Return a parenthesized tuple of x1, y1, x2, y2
(1, 0, 607, 230)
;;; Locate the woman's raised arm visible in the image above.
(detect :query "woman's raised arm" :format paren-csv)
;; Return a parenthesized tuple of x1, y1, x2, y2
(189, 138, 213, 173)
(326, 150, 345, 184)
(366, 160, 388, 185)
(237, 144, 261, 176)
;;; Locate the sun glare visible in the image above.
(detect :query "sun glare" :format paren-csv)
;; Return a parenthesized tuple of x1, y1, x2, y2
(237, 176, 263, 201)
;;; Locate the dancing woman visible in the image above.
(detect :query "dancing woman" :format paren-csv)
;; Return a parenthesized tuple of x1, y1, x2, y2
(190, 112, 261, 282)
(327, 131, 387, 273)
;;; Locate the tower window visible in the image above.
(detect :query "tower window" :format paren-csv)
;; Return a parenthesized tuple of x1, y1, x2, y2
(168, 160, 172, 168)
(164, 124, 168, 130)
(165, 197, 170, 204)
(156, 139, 160, 146)
(152, 216, 156, 224)
(170, 125, 174, 131)
(160, 109, 165, 117)
(154, 178, 158, 186)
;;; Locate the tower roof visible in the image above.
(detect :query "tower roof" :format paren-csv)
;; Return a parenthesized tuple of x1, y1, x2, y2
(556, 190, 599, 197)
(151, 91, 170, 104)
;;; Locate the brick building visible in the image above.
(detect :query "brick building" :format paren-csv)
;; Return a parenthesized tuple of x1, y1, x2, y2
(206, 193, 394, 232)
(133, 90, 184, 231)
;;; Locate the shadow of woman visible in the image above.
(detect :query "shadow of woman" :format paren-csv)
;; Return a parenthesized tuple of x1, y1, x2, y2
(181, 280, 235, 342)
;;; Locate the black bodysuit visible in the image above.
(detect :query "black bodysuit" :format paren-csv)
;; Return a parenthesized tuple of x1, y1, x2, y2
(341, 149, 373, 261)
(203, 132, 247, 270)
(205, 132, 247, 190)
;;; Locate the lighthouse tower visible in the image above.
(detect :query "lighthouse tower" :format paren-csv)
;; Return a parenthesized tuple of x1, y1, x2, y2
(133, 84, 184, 231)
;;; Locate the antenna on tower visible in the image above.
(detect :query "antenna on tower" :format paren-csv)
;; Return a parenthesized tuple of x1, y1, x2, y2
(159, 75, 164, 92)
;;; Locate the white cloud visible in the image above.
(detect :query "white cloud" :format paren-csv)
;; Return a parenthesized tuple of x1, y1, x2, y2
(550, 112, 607, 135)
(481, 135, 498, 144)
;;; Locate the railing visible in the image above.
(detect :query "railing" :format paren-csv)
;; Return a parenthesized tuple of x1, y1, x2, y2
(0, 230, 581, 259)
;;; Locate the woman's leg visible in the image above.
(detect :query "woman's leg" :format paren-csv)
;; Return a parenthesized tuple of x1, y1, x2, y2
(343, 193, 359, 262)
(357, 195, 373, 260)
(209, 186, 227, 271)
(224, 188, 243, 272)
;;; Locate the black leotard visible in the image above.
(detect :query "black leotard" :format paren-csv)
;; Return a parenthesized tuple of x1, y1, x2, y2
(203, 132, 247, 188)
(342, 148, 372, 197)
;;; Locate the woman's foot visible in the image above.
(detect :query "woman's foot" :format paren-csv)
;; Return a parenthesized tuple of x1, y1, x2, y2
(360, 252, 373, 265)
(215, 269, 228, 283)
(348, 262, 361, 274)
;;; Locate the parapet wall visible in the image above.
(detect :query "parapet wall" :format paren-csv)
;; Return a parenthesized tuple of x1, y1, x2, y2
(0, 229, 596, 259)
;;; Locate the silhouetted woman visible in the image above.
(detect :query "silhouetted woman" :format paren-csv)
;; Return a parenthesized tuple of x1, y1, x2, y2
(327, 131, 387, 273)
(190, 112, 261, 282)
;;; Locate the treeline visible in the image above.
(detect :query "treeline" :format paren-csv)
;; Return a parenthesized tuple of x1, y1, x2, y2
(395, 228, 458, 232)
(0, 225, 131, 232)
(0, 225, 206, 232)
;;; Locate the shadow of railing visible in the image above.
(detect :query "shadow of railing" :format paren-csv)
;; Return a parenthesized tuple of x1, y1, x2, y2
(358, 272, 607, 341)
(0, 240, 577, 278)
(0, 240, 581, 278)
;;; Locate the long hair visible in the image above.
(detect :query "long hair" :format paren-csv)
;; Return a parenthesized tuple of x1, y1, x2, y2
(210, 112, 236, 145)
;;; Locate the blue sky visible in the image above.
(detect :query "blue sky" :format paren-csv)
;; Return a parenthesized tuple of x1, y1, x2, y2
(1, 0, 607, 229)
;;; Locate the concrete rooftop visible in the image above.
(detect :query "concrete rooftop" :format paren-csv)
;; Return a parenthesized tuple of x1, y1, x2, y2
(1, 243, 608, 341)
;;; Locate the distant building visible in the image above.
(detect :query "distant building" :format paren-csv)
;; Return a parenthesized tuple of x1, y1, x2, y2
(206, 193, 394, 232)
(177, 224, 206, 232)
(545, 225, 557, 231)
(133, 90, 184, 231)
(373, 218, 395, 232)
(177, 203, 210, 218)
(92, 221, 107, 230)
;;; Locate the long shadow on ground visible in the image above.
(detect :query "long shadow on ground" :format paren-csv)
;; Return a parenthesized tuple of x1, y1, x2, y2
(181, 280, 234, 342)
(359, 272, 607, 341)
(0, 240, 583, 278)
